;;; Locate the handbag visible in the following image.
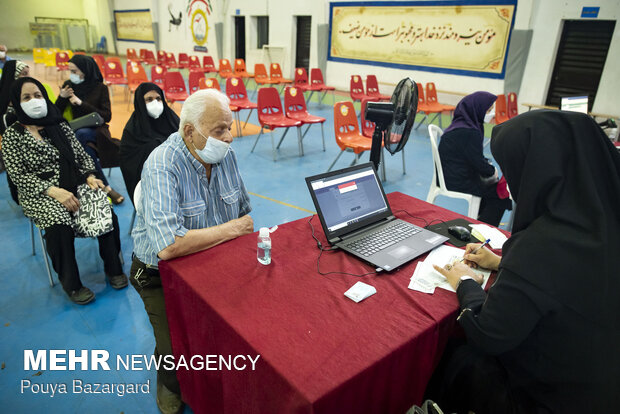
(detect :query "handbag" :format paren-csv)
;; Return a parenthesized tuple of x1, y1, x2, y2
(71, 184, 114, 238)
(68, 112, 104, 131)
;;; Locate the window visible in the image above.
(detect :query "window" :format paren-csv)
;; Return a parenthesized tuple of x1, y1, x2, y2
(256, 16, 269, 49)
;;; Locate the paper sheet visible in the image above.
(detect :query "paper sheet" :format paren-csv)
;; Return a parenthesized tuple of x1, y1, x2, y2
(408, 245, 491, 294)
(469, 224, 508, 249)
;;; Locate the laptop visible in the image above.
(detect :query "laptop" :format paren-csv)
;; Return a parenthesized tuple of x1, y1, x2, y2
(305, 163, 448, 271)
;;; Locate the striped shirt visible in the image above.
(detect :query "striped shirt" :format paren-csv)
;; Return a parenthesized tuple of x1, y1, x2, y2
(132, 132, 251, 266)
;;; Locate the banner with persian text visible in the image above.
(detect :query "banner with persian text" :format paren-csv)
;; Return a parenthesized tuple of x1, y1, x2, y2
(328, 1, 516, 78)
(114, 9, 155, 43)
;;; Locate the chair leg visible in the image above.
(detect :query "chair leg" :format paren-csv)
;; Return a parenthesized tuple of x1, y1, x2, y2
(128, 209, 136, 235)
(276, 127, 290, 149)
(321, 123, 325, 151)
(235, 112, 241, 137)
(38, 227, 54, 287)
(414, 113, 428, 130)
(270, 129, 277, 162)
(301, 124, 312, 140)
(327, 150, 345, 172)
(297, 126, 304, 157)
(243, 109, 253, 128)
(251, 126, 264, 152)
(31, 219, 35, 256)
(307, 91, 315, 103)
(107, 168, 112, 177)
(351, 152, 361, 166)
(401, 147, 406, 175)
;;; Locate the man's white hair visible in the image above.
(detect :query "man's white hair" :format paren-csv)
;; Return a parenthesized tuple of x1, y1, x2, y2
(179, 89, 230, 137)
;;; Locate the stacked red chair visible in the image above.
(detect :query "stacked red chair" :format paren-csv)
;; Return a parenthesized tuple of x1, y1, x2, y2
(251, 87, 303, 161)
(283, 86, 325, 151)
(507, 92, 518, 118)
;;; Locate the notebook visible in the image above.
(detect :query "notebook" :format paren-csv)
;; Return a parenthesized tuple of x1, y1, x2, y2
(305, 163, 448, 271)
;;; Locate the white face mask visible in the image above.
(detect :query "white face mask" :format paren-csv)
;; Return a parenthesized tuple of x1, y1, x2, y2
(484, 111, 495, 124)
(192, 127, 230, 164)
(0, 51, 6, 59)
(146, 100, 164, 119)
(70, 73, 84, 84)
(21, 98, 48, 119)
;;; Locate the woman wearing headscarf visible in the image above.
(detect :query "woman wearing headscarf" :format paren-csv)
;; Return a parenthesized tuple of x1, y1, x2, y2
(120, 82, 179, 204)
(2, 77, 128, 305)
(430, 110, 620, 413)
(438, 91, 511, 226)
(55, 54, 124, 204)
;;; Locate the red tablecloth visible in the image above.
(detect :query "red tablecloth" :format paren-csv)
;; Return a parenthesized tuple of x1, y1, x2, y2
(159, 192, 488, 414)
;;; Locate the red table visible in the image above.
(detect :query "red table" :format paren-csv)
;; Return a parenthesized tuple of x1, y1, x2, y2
(159, 192, 483, 414)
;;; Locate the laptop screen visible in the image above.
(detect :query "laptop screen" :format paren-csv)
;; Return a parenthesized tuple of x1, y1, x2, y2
(306, 163, 392, 241)
(561, 96, 588, 114)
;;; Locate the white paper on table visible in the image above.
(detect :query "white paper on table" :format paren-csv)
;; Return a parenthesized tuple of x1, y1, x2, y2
(418, 245, 492, 293)
(469, 224, 508, 249)
(408, 262, 436, 294)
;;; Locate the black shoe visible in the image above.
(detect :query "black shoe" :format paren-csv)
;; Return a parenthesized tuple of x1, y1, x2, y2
(108, 273, 128, 289)
(69, 287, 95, 305)
(156, 380, 183, 414)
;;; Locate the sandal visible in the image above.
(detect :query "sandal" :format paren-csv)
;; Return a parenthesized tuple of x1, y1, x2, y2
(105, 187, 125, 205)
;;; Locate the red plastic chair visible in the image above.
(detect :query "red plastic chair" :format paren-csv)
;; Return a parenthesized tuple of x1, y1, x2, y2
(254, 64, 278, 86)
(350, 75, 371, 102)
(164, 71, 189, 103)
(202, 56, 218, 73)
(414, 82, 455, 129)
(92, 54, 106, 76)
(366, 75, 391, 101)
(150, 65, 167, 87)
(139, 48, 148, 62)
(156, 51, 166, 66)
(188, 55, 202, 73)
(416, 83, 430, 114)
(284, 86, 325, 151)
(178, 53, 190, 69)
(218, 59, 234, 79)
(142, 50, 157, 65)
(226, 77, 258, 137)
(103, 58, 128, 85)
(127, 61, 148, 93)
(328, 101, 374, 171)
(127, 48, 138, 62)
(233, 58, 253, 81)
(507, 92, 518, 118)
(199, 77, 220, 91)
(188, 71, 204, 94)
(494, 94, 510, 124)
(55, 52, 70, 78)
(251, 87, 303, 161)
(269, 63, 292, 86)
(165, 53, 179, 69)
(310, 68, 335, 105)
(294, 68, 320, 93)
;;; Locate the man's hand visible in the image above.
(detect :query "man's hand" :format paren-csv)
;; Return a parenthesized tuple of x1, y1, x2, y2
(86, 175, 105, 190)
(47, 186, 80, 212)
(433, 262, 483, 290)
(463, 243, 501, 271)
(59, 85, 74, 99)
(231, 215, 254, 237)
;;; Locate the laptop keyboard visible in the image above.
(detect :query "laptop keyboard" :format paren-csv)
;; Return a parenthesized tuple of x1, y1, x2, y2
(344, 221, 421, 257)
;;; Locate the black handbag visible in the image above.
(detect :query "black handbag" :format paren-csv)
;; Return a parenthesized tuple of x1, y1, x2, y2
(68, 112, 104, 131)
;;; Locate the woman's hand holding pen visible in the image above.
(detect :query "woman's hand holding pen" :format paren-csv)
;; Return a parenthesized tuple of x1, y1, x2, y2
(463, 242, 501, 271)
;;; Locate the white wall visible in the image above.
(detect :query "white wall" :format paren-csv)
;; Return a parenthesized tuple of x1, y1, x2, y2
(518, 0, 620, 115)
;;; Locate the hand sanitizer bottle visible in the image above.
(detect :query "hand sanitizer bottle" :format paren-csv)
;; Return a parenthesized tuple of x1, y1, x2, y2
(257, 227, 271, 265)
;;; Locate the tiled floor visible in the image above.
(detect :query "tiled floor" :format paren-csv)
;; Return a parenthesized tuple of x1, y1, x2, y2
(0, 54, 510, 413)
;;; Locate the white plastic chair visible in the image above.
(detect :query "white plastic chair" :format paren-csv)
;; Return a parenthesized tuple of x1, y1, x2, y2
(426, 124, 481, 219)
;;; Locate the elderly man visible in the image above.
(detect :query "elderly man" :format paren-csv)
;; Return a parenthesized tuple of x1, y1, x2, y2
(130, 89, 253, 414)
(0, 45, 11, 70)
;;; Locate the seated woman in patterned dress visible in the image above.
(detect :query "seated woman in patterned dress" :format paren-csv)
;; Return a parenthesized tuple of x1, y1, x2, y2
(2, 77, 128, 305)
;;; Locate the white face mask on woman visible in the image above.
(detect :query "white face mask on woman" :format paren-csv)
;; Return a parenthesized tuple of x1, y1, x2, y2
(146, 100, 164, 119)
(21, 98, 48, 119)
(192, 127, 230, 164)
(70, 73, 84, 84)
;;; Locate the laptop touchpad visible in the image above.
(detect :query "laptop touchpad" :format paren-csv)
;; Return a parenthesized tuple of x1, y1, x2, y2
(388, 246, 415, 259)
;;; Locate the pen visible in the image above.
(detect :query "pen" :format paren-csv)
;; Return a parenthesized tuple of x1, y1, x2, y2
(459, 239, 491, 262)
